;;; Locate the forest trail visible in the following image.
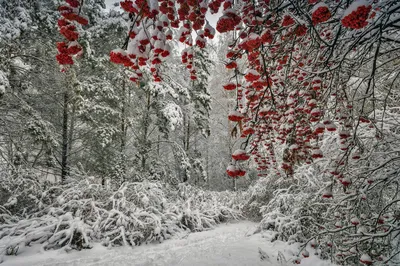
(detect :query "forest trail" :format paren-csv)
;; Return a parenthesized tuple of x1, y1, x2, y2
(1, 221, 335, 266)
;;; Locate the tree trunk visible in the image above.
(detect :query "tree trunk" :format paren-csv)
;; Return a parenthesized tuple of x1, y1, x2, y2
(206, 142, 209, 188)
(141, 91, 151, 172)
(180, 103, 190, 183)
(120, 79, 127, 183)
(186, 113, 190, 151)
(61, 90, 69, 183)
(67, 97, 76, 157)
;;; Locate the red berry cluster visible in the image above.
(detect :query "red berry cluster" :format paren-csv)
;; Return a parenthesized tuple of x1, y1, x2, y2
(209, 0, 223, 14)
(232, 149, 250, 161)
(244, 70, 261, 82)
(225, 61, 237, 69)
(312, 5, 331, 25)
(56, 0, 86, 66)
(226, 165, 246, 178)
(120, 0, 138, 13)
(281, 15, 295, 27)
(65, 0, 80, 8)
(111, 0, 218, 82)
(57, 41, 82, 56)
(223, 83, 236, 91)
(195, 33, 206, 49)
(204, 23, 216, 39)
(242, 127, 254, 136)
(341, 5, 372, 29)
(59, 24, 79, 41)
(228, 110, 244, 122)
(58, 5, 88, 25)
(311, 148, 323, 159)
(56, 53, 74, 65)
(261, 30, 273, 43)
(110, 49, 132, 66)
(223, 0, 232, 10)
(216, 10, 241, 33)
(294, 25, 308, 37)
(239, 33, 261, 52)
(180, 48, 197, 80)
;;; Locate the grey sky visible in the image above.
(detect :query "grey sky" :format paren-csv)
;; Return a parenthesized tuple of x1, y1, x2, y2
(105, 0, 119, 10)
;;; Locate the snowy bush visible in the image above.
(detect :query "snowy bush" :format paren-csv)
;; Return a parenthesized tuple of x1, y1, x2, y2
(250, 163, 329, 244)
(248, 110, 400, 265)
(0, 169, 45, 219)
(0, 171, 242, 259)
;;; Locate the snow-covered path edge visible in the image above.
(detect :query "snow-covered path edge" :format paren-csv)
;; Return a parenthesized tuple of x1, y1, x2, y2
(1, 221, 335, 266)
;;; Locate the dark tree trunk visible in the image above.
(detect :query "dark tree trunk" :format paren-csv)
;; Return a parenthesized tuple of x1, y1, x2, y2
(120, 79, 127, 184)
(141, 91, 151, 172)
(61, 90, 69, 183)
(67, 98, 76, 157)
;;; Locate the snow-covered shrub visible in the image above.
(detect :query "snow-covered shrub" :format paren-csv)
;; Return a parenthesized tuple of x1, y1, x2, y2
(0, 172, 242, 258)
(172, 183, 243, 231)
(250, 162, 329, 244)
(249, 109, 400, 265)
(242, 177, 276, 221)
(0, 169, 45, 219)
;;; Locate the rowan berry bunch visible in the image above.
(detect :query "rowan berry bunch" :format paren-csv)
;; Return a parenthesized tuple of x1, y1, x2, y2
(342, 4, 372, 29)
(56, 0, 87, 66)
(312, 4, 331, 25)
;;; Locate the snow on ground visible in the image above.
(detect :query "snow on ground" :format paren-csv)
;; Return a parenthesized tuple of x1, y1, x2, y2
(1, 221, 335, 266)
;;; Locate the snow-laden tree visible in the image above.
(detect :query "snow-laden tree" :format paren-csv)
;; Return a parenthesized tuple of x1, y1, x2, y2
(0, 0, 62, 177)
(0, 0, 126, 183)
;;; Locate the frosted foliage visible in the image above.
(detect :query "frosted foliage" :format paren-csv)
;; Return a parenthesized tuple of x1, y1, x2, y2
(11, 58, 31, 72)
(0, 172, 242, 256)
(162, 102, 183, 131)
(96, 126, 119, 147)
(0, 71, 9, 95)
(0, 6, 32, 40)
(245, 107, 400, 265)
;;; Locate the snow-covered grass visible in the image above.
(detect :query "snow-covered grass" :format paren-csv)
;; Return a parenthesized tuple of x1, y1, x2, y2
(0, 172, 243, 260)
(0, 221, 336, 266)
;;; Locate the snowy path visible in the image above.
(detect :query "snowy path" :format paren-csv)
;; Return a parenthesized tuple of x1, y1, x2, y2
(1, 222, 335, 266)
